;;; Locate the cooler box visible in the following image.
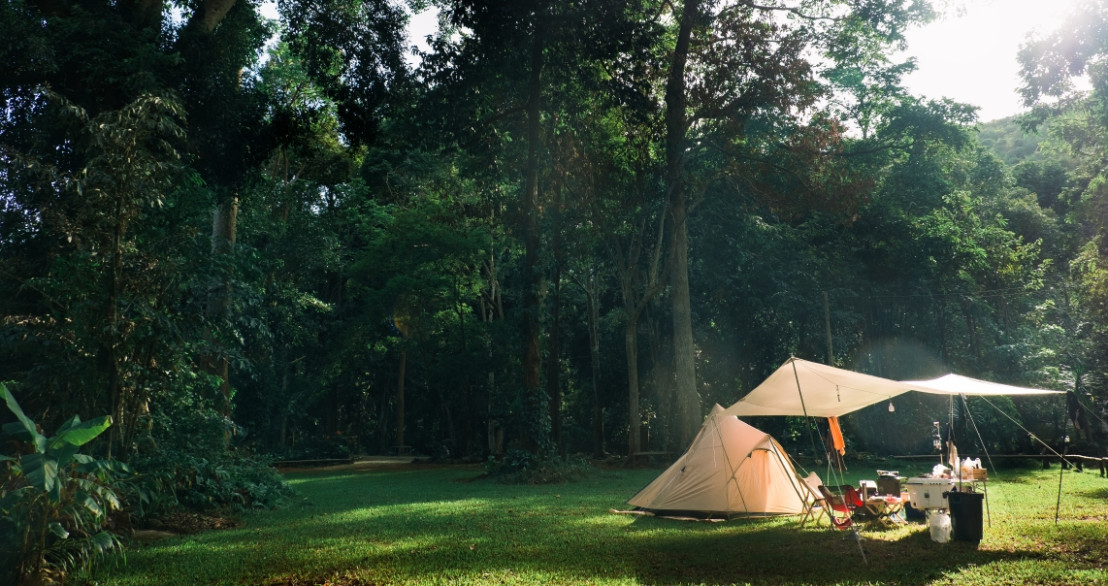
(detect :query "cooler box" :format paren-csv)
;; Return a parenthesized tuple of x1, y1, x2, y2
(905, 477, 954, 509)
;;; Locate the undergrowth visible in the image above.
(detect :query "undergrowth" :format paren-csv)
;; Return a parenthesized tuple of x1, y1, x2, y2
(485, 450, 594, 484)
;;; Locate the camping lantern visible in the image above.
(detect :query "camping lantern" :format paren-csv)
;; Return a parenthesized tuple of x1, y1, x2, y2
(932, 421, 942, 451)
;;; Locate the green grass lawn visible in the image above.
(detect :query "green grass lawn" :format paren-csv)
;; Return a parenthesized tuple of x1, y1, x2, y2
(87, 461, 1108, 585)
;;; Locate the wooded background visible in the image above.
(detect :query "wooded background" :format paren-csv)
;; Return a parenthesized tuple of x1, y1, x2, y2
(3, 0, 1108, 468)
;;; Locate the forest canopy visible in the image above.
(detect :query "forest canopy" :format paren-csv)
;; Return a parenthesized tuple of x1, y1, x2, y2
(2, 0, 1107, 491)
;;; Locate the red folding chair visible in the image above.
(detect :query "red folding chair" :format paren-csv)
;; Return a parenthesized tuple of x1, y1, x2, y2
(818, 484, 864, 530)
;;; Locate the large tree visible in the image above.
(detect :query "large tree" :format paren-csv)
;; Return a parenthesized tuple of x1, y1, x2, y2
(653, 0, 933, 445)
(420, 0, 641, 454)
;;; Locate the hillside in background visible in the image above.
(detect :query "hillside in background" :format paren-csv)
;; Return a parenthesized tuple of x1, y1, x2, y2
(978, 116, 1045, 165)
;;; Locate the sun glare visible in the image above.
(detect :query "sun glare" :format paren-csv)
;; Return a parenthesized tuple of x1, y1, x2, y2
(901, 0, 1083, 121)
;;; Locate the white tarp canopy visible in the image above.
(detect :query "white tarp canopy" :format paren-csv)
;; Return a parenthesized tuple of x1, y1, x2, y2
(904, 373, 1063, 397)
(722, 357, 1061, 419)
(721, 357, 915, 418)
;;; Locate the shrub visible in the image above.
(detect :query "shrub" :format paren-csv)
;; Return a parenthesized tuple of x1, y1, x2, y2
(121, 389, 294, 522)
(126, 449, 293, 521)
(0, 383, 128, 585)
(486, 450, 593, 484)
(278, 434, 352, 462)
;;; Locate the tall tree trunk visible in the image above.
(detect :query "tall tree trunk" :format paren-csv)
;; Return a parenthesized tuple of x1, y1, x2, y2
(482, 249, 503, 457)
(664, 0, 702, 446)
(105, 196, 126, 459)
(396, 349, 407, 451)
(546, 267, 563, 454)
(546, 194, 564, 454)
(520, 20, 546, 453)
(184, 0, 241, 419)
(645, 316, 673, 443)
(585, 273, 603, 456)
(615, 199, 666, 457)
(207, 196, 238, 415)
(191, 0, 238, 35)
(625, 319, 642, 456)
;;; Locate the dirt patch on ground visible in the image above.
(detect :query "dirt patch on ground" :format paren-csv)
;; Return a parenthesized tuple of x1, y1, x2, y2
(276, 457, 473, 475)
(134, 511, 240, 540)
(265, 576, 378, 586)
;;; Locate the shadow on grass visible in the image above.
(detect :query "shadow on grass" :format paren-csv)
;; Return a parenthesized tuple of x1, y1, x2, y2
(150, 505, 1035, 584)
(619, 517, 1036, 585)
(98, 465, 1095, 585)
(1076, 485, 1108, 500)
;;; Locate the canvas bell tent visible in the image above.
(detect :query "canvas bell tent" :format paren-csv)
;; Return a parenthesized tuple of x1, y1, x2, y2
(628, 404, 807, 517)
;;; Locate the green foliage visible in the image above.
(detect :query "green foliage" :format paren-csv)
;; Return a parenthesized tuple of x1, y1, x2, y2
(1, 0, 1106, 526)
(112, 453, 278, 526)
(278, 435, 353, 462)
(127, 398, 294, 518)
(484, 449, 593, 485)
(959, 396, 1028, 454)
(0, 383, 127, 585)
(978, 116, 1048, 165)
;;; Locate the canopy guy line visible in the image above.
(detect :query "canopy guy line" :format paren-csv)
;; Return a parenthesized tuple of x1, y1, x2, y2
(959, 394, 997, 525)
(969, 393, 1077, 524)
(974, 394, 1072, 464)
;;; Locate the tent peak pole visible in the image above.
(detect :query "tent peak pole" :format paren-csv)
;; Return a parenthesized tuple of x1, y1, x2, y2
(791, 359, 828, 477)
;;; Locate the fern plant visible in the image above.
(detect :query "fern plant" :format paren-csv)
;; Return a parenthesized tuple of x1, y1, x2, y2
(1, 383, 129, 585)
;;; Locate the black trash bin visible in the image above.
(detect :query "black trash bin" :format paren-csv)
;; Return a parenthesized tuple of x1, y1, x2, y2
(946, 490, 984, 543)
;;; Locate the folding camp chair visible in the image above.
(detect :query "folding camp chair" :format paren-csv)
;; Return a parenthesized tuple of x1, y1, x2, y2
(798, 472, 828, 528)
(818, 484, 864, 530)
(867, 474, 905, 525)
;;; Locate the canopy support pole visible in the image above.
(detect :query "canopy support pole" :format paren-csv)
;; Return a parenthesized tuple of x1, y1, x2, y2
(791, 357, 824, 471)
(959, 394, 992, 526)
(790, 358, 865, 564)
(1056, 417, 1068, 524)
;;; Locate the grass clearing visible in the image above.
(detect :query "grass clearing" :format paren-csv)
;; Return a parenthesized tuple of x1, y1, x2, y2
(87, 462, 1108, 585)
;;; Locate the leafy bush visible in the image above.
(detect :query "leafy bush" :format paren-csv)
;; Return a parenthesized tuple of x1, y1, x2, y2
(120, 386, 294, 522)
(486, 450, 593, 484)
(128, 449, 293, 519)
(0, 383, 129, 585)
(277, 434, 352, 462)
